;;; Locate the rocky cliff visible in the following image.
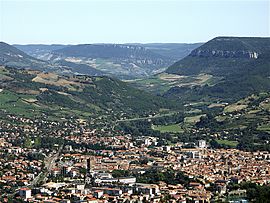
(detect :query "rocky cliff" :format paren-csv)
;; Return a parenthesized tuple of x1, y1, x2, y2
(190, 49, 259, 59)
(166, 37, 270, 76)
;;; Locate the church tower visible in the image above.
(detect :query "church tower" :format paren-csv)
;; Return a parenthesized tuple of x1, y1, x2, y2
(85, 158, 94, 187)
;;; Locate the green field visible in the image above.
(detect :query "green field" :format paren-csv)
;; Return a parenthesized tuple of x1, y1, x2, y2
(216, 139, 238, 147)
(152, 123, 184, 133)
(184, 114, 205, 124)
(0, 90, 93, 119)
(224, 104, 248, 113)
(0, 90, 41, 117)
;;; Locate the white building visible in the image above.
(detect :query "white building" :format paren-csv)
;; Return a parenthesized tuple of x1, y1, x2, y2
(118, 177, 136, 184)
(198, 140, 206, 148)
(144, 137, 158, 146)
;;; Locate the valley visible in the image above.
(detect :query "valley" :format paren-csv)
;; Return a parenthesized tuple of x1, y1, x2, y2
(0, 36, 270, 202)
(14, 43, 202, 80)
(1, 0, 270, 201)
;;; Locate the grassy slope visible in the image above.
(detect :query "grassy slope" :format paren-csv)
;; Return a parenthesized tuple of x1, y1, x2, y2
(0, 66, 179, 120)
(152, 123, 184, 133)
(128, 73, 222, 95)
(213, 93, 270, 132)
(216, 139, 238, 147)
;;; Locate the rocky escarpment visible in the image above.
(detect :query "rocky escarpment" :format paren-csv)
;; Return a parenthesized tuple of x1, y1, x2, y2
(190, 49, 259, 59)
(166, 37, 270, 76)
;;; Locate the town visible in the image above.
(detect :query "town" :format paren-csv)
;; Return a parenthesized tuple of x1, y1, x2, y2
(0, 113, 269, 203)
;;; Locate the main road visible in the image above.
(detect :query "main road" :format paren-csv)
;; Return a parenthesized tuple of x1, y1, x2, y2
(31, 144, 63, 187)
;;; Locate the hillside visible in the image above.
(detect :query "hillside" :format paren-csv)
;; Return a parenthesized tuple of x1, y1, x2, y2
(53, 60, 106, 76)
(166, 37, 270, 76)
(158, 37, 270, 102)
(137, 43, 203, 60)
(1, 42, 106, 77)
(0, 66, 178, 120)
(0, 42, 48, 70)
(14, 44, 69, 60)
(47, 44, 173, 79)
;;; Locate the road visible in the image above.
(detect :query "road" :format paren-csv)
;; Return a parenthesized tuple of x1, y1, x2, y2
(5, 145, 63, 199)
(31, 144, 63, 186)
(116, 112, 177, 122)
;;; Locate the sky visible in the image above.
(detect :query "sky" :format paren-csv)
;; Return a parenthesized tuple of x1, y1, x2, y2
(0, 0, 269, 44)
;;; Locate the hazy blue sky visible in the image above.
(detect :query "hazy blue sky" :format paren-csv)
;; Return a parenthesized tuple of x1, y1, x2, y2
(0, 0, 269, 44)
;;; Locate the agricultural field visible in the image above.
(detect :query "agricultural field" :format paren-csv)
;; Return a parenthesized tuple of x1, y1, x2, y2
(184, 114, 205, 124)
(152, 123, 184, 133)
(224, 104, 248, 113)
(0, 90, 41, 117)
(216, 139, 239, 147)
(129, 73, 221, 94)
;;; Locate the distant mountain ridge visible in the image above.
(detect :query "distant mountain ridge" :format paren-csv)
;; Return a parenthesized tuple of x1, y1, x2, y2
(47, 43, 173, 79)
(51, 44, 164, 59)
(3, 42, 202, 80)
(135, 43, 203, 60)
(14, 44, 69, 59)
(0, 42, 105, 76)
(14, 43, 202, 79)
(0, 42, 47, 69)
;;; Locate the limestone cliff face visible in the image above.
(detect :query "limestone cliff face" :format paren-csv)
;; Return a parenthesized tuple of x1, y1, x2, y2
(190, 49, 259, 59)
(166, 37, 270, 76)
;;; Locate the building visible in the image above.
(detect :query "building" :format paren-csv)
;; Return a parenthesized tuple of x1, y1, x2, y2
(197, 140, 206, 148)
(134, 183, 160, 196)
(19, 188, 32, 199)
(118, 177, 136, 184)
(87, 158, 92, 173)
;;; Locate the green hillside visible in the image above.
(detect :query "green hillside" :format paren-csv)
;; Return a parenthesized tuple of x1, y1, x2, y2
(0, 66, 179, 120)
(160, 37, 270, 102)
